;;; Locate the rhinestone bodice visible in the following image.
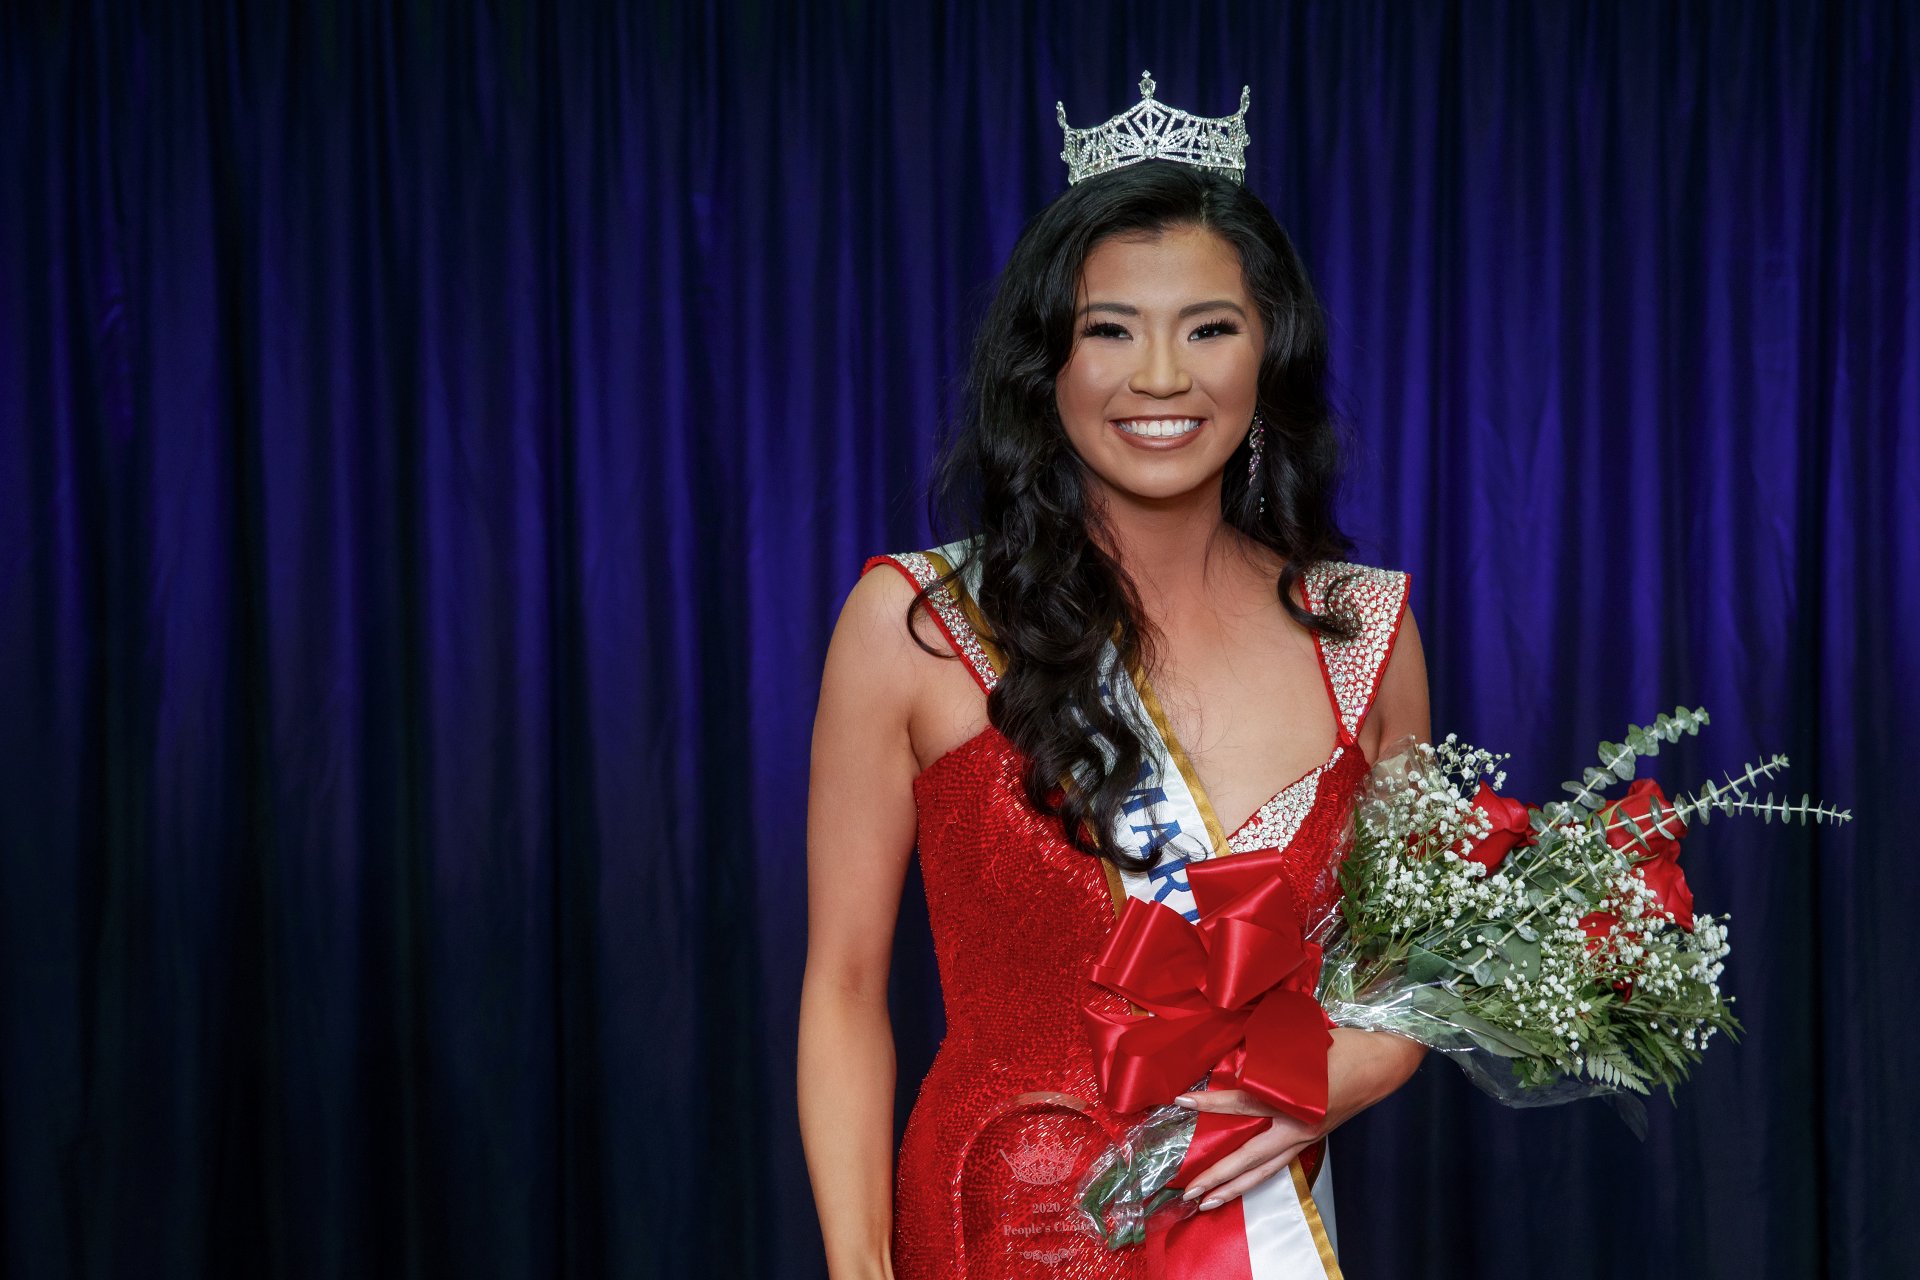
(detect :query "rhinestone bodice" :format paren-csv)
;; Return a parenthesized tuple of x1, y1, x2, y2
(862, 548, 1411, 1278)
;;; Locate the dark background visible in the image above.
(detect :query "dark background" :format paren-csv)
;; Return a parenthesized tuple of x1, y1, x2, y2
(2, 2, 1912, 1276)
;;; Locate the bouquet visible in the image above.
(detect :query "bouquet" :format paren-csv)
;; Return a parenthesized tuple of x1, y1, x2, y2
(1075, 706, 1853, 1249)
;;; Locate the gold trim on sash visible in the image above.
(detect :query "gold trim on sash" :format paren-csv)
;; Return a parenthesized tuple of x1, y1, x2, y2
(1289, 1159, 1345, 1276)
(1128, 668, 1233, 858)
(1094, 661, 1244, 920)
(1101, 654, 1244, 921)
(1100, 859, 1130, 917)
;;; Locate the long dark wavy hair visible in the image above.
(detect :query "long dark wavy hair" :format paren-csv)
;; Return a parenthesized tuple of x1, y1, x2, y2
(912, 160, 1362, 873)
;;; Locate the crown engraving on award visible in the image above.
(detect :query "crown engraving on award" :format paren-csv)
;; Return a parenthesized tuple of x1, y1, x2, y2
(1056, 70, 1251, 186)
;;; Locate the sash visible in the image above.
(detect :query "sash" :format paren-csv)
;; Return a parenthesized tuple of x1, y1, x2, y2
(935, 539, 1342, 1280)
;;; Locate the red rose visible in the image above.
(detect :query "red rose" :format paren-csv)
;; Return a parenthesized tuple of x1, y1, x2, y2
(1596, 778, 1694, 930)
(1578, 911, 1635, 997)
(1578, 910, 1618, 947)
(1635, 855, 1696, 932)
(1463, 780, 1535, 872)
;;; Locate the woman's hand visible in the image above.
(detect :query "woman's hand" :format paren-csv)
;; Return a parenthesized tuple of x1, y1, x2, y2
(1171, 1027, 1426, 1210)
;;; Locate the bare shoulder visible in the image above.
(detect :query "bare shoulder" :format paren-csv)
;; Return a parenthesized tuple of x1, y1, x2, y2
(826, 558, 947, 688)
(817, 561, 927, 729)
(838, 558, 922, 647)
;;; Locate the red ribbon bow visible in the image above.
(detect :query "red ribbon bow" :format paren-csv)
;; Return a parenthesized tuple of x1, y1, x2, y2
(1082, 847, 1333, 1183)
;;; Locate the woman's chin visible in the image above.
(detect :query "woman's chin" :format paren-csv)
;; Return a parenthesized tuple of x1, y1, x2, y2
(1083, 469, 1229, 513)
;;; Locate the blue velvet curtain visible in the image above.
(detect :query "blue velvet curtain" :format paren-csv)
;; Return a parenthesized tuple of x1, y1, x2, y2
(2, 2, 1911, 1276)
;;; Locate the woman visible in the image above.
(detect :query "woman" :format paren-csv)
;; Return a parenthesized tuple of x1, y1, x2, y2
(799, 82, 1430, 1278)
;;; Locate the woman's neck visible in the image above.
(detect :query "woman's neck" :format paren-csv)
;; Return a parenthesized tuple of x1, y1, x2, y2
(1088, 478, 1268, 616)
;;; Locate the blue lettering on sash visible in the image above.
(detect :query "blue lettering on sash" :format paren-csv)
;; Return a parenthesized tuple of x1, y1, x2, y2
(1145, 855, 1200, 922)
(1096, 677, 1203, 921)
(1121, 758, 1201, 921)
(1121, 757, 1169, 817)
(1121, 759, 1176, 849)
(1127, 817, 1182, 861)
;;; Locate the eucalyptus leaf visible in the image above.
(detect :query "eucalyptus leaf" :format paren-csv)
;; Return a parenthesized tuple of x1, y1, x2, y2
(1443, 1010, 1536, 1058)
(1407, 946, 1451, 985)
(1603, 741, 1637, 781)
(1528, 862, 1570, 892)
(1407, 985, 1469, 1024)
(1469, 955, 1510, 987)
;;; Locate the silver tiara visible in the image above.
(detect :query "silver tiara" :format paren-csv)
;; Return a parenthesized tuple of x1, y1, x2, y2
(1056, 71, 1251, 186)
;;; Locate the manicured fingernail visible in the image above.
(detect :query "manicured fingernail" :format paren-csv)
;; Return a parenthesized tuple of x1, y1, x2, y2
(1199, 1197, 1222, 1211)
(1181, 1186, 1202, 1202)
(1174, 1095, 1198, 1109)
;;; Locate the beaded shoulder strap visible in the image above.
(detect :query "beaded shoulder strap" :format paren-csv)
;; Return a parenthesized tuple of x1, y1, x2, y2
(859, 539, 1001, 695)
(1302, 561, 1413, 742)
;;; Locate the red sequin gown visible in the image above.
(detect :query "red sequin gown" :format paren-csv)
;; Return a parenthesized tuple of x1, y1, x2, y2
(863, 550, 1412, 1279)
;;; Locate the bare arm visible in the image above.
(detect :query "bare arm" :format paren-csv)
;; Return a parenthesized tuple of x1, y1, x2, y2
(798, 567, 925, 1279)
(1366, 594, 1432, 769)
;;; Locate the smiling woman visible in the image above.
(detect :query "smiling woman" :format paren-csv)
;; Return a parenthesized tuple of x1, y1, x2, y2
(1058, 226, 1266, 497)
(799, 121, 1429, 1279)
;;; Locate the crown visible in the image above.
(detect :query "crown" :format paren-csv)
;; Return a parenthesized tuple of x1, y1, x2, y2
(1056, 71, 1251, 186)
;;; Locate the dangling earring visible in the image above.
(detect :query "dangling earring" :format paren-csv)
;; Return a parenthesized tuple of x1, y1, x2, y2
(1246, 411, 1267, 517)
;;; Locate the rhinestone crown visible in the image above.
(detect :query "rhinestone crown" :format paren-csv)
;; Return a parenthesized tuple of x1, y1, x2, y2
(1056, 70, 1251, 186)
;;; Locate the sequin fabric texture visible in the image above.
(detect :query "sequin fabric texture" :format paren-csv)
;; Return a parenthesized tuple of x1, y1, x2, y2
(862, 552, 1411, 1278)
